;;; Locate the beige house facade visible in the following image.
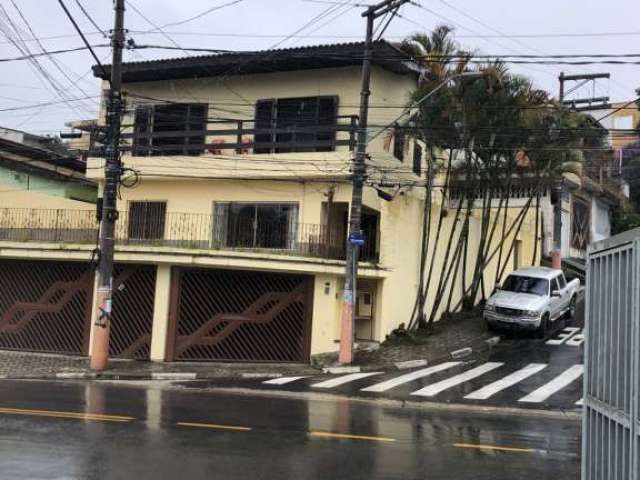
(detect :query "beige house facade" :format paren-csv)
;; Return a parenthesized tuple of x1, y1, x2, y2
(0, 42, 541, 363)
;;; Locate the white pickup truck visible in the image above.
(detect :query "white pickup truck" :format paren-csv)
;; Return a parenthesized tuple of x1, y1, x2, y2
(484, 266, 580, 337)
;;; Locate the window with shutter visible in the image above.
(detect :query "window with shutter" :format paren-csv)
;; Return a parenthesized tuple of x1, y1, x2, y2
(412, 143, 422, 176)
(254, 99, 275, 154)
(132, 103, 207, 156)
(393, 125, 405, 161)
(254, 96, 338, 153)
(128, 201, 167, 240)
(133, 107, 151, 156)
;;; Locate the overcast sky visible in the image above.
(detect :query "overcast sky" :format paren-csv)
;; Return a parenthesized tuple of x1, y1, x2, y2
(0, 0, 638, 135)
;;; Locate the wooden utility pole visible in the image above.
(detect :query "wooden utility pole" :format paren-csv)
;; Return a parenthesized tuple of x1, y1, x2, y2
(338, 0, 410, 365)
(91, 0, 126, 370)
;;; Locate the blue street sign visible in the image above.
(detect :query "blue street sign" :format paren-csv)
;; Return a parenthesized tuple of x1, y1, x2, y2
(348, 231, 366, 246)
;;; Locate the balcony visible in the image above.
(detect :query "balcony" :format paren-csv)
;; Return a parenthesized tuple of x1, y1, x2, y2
(0, 208, 379, 263)
(118, 115, 358, 157)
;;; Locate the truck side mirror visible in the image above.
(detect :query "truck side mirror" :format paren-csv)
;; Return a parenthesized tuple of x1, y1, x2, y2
(551, 290, 561, 297)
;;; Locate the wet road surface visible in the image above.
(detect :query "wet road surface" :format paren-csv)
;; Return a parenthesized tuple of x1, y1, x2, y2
(0, 379, 580, 480)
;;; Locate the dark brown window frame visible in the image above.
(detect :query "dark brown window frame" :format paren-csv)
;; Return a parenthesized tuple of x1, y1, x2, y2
(127, 200, 167, 241)
(253, 96, 339, 154)
(132, 103, 208, 156)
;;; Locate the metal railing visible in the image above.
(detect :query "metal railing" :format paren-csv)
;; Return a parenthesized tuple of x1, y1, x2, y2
(117, 115, 359, 156)
(0, 208, 379, 263)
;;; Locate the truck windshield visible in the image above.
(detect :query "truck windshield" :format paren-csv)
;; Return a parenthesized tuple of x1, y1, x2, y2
(502, 275, 549, 296)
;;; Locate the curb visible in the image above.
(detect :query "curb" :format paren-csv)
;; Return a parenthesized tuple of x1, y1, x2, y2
(394, 359, 428, 370)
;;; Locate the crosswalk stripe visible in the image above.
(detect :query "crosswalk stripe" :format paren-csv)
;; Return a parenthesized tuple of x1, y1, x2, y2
(464, 363, 548, 400)
(361, 362, 462, 393)
(410, 362, 504, 397)
(311, 372, 383, 389)
(262, 376, 308, 385)
(518, 365, 584, 403)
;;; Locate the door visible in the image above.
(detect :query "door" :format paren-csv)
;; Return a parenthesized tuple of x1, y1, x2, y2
(168, 268, 313, 362)
(556, 273, 571, 313)
(549, 276, 563, 320)
(0, 260, 93, 355)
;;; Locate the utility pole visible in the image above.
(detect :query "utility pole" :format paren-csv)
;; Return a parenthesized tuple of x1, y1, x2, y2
(339, 0, 409, 365)
(90, 0, 126, 370)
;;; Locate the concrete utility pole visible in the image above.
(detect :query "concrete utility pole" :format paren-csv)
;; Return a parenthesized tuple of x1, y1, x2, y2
(339, 0, 410, 365)
(91, 0, 126, 370)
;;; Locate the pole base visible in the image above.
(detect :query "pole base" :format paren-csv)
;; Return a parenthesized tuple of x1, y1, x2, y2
(90, 288, 111, 371)
(338, 297, 354, 365)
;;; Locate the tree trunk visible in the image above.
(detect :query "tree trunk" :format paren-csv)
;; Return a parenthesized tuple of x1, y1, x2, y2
(413, 149, 454, 330)
(412, 148, 435, 329)
(531, 182, 541, 266)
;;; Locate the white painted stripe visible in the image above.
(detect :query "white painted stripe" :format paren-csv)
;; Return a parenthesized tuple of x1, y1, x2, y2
(262, 376, 308, 385)
(410, 362, 504, 397)
(464, 363, 547, 400)
(546, 327, 580, 346)
(575, 398, 584, 406)
(311, 372, 382, 389)
(518, 365, 584, 403)
(361, 362, 461, 393)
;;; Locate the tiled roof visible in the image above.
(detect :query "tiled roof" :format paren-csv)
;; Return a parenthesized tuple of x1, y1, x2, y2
(93, 40, 418, 82)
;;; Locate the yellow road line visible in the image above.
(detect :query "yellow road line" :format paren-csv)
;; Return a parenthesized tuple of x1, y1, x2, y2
(176, 422, 252, 432)
(309, 431, 396, 443)
(453, 443, 535, 453)
(0, 407, 134, 423)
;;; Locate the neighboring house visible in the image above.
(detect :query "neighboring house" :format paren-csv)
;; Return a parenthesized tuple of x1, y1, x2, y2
(596, 101, 640, 150)
(0, 128, 97, 208)
(0, 41, 541, 363)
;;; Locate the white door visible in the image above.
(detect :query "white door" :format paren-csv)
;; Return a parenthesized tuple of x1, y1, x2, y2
(549, 277, 563, 320)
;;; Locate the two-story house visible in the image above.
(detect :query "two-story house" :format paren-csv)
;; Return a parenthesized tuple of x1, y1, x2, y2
(0, 41, 541, 364)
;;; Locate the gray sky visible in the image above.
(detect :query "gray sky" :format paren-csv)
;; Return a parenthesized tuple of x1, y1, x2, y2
(1, 0, 638, 135)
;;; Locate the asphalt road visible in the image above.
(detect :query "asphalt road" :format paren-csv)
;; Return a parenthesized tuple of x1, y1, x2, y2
(0, 379, 580, 480)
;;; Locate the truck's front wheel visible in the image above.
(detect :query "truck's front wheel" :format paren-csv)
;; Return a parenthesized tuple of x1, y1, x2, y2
(567, 296, 577, 320)
(537, 313, 550, 339)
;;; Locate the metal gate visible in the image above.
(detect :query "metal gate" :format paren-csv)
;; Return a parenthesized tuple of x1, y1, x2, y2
(168, 268, 313, 362)
(0, 259, 93, 355)
(110, 265, 156, 359)
(582, 228, 639, 480)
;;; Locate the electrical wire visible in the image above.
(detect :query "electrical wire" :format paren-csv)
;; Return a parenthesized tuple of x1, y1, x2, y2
(73, 0, 107, 37)
(57, 0, 109, 79)
(152, 0, 245, 30)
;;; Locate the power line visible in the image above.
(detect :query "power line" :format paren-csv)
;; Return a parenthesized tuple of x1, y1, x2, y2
(433, 0, 635, 96)
(73, 0, 107, 37)
(0, 4, 92, 116)
(153, 0, 244, 30)
(57, 0, 109, 79)
(0, 95, 100, 112)
(0, 44, 108, 63)
(4, 29, 640, 46)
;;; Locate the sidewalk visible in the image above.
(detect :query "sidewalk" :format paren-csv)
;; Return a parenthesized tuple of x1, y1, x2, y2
(354, 310, 497, 369)
(0, 312, 495, 381)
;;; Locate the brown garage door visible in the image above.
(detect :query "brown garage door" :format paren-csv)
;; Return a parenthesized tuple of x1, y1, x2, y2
(0, 259, 93, 355)
(109, 265, 156, 360)
(168, 268, 313, 362)
(0, 259, 156, 359)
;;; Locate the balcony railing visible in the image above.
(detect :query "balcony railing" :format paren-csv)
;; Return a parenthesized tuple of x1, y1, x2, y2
(117, 115, 359, 156)
(0, 208, 379, 263)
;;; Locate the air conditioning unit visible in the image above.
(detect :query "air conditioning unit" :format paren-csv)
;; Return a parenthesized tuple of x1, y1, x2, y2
(357, 292, 373, 318)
